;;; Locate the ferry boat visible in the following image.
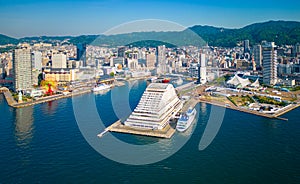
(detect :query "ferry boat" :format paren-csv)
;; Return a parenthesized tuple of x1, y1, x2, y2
(176, 107, 197, 132)
(92, 84, 110, 92)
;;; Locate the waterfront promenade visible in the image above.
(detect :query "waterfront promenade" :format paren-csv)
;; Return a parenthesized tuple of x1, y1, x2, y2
(198, 97, 299, 121)
(103, 120, 176, 138)
(0, 87, 92, 108)
(0, 81, 125, 108)
(0, 87, 17, 106)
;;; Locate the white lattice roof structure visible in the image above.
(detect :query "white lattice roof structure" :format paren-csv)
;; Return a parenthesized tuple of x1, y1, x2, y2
(226, 75, 251, 88)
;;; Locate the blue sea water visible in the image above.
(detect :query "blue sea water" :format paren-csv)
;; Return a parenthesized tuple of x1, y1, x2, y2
(0, 80, 299, 183)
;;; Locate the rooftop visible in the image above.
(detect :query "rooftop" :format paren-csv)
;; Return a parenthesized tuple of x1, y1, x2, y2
(147, 83, 170, 90)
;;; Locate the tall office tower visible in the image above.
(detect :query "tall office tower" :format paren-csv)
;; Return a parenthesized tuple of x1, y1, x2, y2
(31, 51, 42, 71)
(52, 53, 67, 69)
(262, 42, 278, 85)
(199, 53, 207, 84)
(157, 45, 167, 74)
(77, 43, 87, 67)
(117, 46, 127, 58)
(253, 44, 262, 68)
(13, 47, 32, 91)
(146, 53, 156, 68)
(294, 43, 300, 57)
(243, 40, 250, 53)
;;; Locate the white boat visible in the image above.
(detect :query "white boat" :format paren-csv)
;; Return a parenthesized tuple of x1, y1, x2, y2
(147, 77, 158, 83)
(92, 84, 110, 92)
(176, 107, 197, 132)
(174, 77, 183, 85)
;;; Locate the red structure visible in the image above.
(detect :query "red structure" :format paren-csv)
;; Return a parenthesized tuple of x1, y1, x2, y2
(46, 83, 53, 95)
(162, 78, 170, 83)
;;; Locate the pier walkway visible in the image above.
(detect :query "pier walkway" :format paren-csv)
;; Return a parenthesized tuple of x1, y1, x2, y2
(0, 87, 17, 106)
(102, 120, 176, 139)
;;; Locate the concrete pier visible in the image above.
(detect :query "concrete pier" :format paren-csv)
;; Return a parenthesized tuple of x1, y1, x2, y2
(1, 89, 92, 108)
(101, 97, 199, 139)
(106, 120, 176, 139)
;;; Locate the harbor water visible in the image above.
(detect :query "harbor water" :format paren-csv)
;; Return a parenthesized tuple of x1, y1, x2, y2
(0, 80, 299, 183)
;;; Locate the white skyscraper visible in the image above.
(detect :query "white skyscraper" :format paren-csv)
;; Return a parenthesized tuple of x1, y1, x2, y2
(52, 53, 67, 69)
(13, 47, 32, 91)
(253, 44, 262, 68)
(157, 45, 167, 74)
(146, 53, 156, 69)
(200, 53, 207, 84)
(262, 42, 277, 85)
(32, 51, 42, 71)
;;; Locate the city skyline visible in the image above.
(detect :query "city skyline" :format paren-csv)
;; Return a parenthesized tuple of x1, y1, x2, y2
(1, 0, 300, 38)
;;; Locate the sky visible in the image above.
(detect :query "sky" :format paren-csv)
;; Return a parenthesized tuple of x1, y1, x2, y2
(1, 0, 300, 38)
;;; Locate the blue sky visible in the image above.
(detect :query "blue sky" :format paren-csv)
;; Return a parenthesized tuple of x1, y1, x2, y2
(1, 0, 300, 38)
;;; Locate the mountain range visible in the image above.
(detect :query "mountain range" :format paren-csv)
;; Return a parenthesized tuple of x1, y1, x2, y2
(1, 20, 300, 47)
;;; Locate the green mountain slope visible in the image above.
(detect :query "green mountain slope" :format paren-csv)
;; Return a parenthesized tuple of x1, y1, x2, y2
(1, 20, 300, 47)
(0, 34, 18, 45)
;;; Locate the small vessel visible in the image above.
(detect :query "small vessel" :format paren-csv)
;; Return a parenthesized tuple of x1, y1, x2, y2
(147, 77, 158, 83)
(176, 107, 197, 132)
(92, 84, 110, 92)
(62, 90, 70, 95)
(174, 77, 183, 85)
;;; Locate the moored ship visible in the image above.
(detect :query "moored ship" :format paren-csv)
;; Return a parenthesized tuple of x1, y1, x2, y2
(92, 84, 111, 92)
(176, 107, 196, 132)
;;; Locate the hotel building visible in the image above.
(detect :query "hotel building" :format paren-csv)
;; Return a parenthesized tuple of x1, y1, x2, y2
(124, 83, 182, 130)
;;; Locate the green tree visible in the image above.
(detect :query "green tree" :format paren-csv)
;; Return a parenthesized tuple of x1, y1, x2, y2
(109, 72, 115, 77)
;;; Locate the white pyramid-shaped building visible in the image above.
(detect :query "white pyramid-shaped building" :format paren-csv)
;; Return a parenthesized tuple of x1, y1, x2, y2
(124, 83, 182, 130)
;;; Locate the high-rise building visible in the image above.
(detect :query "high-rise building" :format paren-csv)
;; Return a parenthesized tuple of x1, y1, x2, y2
(31, 51, 42, 71)
(294, 43, 300, 57)
(243, 40, 250, 53)
(13, 47, 32, 91)
(77, 43, 87, 67)
(262, 42, 278, 85)
(253, 44, 262, 67)
(52, 53, 67, 69)
(199, 53, 207, 84)
(127, 52, 138, 70)
(157, 45, 167, 74)
(117, 46, 127, 58)
(146, 53, 156, 69)
(124, 83, 182, 130)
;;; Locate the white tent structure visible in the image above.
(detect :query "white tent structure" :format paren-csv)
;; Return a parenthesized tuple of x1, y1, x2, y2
(226, 75, 251, 88)
(250, 78, 260, 88)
